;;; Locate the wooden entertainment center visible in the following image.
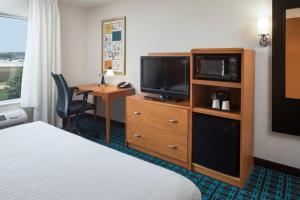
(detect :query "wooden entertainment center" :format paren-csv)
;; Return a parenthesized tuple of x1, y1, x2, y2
(125, 49, 255, 188)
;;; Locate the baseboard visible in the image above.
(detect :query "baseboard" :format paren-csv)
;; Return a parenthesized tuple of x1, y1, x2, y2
(254, 157, 300, 177)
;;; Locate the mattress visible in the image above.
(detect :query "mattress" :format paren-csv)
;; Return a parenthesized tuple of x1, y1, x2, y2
(0, 121, 201, 200)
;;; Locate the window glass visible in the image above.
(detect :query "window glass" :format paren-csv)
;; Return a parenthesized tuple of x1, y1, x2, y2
(0, 16, 27, 101)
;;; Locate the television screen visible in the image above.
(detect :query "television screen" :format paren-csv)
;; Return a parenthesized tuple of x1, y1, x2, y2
(141, 56, 190, 98)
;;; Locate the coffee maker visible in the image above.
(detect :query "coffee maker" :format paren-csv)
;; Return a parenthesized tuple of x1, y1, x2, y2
(212, 90, 230, 111)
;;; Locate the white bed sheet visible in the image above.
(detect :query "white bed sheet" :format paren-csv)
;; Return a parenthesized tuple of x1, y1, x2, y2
(0, 121, 201, 200)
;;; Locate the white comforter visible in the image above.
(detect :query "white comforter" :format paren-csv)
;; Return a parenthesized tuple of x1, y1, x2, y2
(0, 122, 201, 200)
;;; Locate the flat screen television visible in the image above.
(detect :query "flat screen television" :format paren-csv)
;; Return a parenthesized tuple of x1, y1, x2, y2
(140, 56, 190, 100)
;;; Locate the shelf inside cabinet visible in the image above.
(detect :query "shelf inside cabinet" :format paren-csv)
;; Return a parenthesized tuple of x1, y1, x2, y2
(192, 84, 241, 117)
(192, 79, 242, 88)
(192, 107, 241, 120)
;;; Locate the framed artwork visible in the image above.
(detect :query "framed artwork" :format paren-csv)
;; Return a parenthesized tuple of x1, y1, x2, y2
(102, 17, 126, 75)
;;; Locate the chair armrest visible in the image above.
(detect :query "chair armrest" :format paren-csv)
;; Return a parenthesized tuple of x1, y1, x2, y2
(76, 90, 93, 114)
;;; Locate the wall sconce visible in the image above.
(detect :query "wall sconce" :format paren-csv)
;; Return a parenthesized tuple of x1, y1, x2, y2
(257, 17, 270, 47)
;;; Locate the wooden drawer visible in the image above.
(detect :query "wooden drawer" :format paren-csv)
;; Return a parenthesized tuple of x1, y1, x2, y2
(127, 122, 187, 162)
(127, 99, 189, 135)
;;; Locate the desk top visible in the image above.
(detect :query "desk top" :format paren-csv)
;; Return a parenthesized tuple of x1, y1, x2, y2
(78, 84, 134, 95)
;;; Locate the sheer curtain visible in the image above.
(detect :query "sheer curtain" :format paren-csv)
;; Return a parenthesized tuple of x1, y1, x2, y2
(21, 0, 61, 125)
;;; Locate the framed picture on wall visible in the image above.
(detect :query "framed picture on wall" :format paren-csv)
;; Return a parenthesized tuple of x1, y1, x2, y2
(102, 17, 126, 75)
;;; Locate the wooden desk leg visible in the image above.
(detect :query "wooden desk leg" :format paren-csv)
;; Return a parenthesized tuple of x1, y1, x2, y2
(94, 96, 97, 120)
(105, 99, 111, 144)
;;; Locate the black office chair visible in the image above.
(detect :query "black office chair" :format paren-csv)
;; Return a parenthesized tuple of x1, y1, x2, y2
(51, 73, 95, 134)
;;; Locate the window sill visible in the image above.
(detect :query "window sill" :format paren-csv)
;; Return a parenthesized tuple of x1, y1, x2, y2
(0, 99, 21, 107)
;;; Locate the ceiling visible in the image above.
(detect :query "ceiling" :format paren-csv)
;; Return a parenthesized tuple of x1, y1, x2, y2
(59, 0, 119, 8)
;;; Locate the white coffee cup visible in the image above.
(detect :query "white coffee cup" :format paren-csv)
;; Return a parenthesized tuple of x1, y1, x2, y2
(212, 99, 220, 109)
(222, 101, 230, 111)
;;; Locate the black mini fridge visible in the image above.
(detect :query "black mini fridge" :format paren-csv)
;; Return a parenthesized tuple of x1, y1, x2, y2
(193, 113, 240, 177)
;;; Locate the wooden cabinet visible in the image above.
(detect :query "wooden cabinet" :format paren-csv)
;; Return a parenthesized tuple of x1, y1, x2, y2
(191, 48, 255, 188)
(126, 95, 190, 169)
(125, 48, 254, 188)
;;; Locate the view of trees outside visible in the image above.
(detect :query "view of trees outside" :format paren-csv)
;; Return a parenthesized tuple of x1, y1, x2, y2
(0, 53, 24, 101)
(0, 16, 27, 101)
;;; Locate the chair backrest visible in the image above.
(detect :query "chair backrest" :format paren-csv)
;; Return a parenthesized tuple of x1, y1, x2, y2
(51, 73, 70, 119)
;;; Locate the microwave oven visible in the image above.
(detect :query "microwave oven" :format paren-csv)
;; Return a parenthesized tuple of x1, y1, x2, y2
(194, 54, 241, 82)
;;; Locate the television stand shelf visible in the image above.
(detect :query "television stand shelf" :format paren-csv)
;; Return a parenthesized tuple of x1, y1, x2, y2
(144, 94, 185, 102)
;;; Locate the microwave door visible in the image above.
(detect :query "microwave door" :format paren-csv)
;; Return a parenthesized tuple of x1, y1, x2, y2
(194, 54, 241, 82)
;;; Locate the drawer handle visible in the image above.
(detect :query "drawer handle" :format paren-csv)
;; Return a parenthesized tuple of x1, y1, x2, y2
(134, 112, 141, 115)
(134, 133, 141, 138)
(168, 144, 177, 150)
(169, 119, 178, 124)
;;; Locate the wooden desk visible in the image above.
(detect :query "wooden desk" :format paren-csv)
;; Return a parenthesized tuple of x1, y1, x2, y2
(77, 84, 135, 143)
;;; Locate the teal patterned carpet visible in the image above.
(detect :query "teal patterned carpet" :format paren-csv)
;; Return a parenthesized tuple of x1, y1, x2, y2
(74, 117, 300, 200)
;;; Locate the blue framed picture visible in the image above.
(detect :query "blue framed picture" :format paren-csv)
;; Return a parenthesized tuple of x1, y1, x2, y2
(102, 17, 126, 75)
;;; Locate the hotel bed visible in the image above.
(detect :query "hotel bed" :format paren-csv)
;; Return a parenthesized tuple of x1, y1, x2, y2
(0, 122, 201, 200)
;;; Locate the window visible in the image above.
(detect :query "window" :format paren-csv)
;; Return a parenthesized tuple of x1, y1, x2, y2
(0, 15, 27, 101)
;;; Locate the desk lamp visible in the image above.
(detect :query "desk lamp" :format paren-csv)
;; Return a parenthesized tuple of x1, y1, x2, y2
(99, 67, 115, 87)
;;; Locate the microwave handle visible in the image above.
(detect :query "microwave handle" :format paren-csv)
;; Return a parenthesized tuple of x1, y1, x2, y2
(222, 60, 225, 76)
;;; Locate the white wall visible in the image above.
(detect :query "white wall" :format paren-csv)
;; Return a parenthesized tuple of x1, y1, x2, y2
(59, 2, 88, 86)
(86, 0, 272, 121)
(0, 0, 28, 17)
(80, 0, 300, 169)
